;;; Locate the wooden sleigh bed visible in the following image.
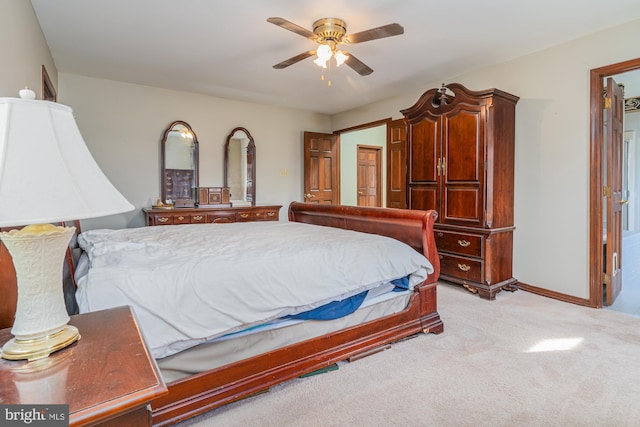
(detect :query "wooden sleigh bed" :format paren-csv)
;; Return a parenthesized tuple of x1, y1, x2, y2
(0, 202, 443, 426)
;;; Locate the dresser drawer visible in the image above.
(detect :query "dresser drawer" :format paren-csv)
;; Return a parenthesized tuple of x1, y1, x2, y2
(190, 213, 205, 223)
(237, 211, 253, 222)
(173, 213, 190, 224)
(262, 209, 279, 221)
(206, 211, 237, 223)
(439, 253, 483, 283)
(149, 214, 173, 226)
(435, 230, 482, 257)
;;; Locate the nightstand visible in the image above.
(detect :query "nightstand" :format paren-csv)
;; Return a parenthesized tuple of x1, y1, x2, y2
(0, 306, 167, 426)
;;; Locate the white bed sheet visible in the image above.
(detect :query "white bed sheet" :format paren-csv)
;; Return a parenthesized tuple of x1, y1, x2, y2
(76, 221, 433, 358)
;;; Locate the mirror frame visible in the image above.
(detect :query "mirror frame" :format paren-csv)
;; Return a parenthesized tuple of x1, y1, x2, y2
(160, 120, 199, 206)
(224, 127, 256, 205)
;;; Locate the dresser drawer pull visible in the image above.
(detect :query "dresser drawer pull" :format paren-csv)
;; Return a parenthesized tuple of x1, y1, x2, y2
(458, 239, 471, 247)
(457, 263, 471, 272)
(240, 213, 250, 218)
(193, 215, 203, 221)
(267, 212, 275, 217)
(178, 216, 185, 220)
(256, 212, 262, 217)
(158, 217, 169, 223)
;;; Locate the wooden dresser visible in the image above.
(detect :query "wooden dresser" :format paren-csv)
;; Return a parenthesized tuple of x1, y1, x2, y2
(401, 83, 519, 300)
(0, 306, 167, 426)
(144, 205, 282, 226)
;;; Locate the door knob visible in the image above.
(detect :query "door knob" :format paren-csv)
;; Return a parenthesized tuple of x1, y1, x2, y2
(620, 199, 629, 205)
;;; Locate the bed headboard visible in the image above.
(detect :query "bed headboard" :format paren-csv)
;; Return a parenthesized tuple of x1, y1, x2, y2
(288, 202, 440, 284)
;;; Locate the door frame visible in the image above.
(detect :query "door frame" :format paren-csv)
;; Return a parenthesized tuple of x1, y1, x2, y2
(589, 57, 640, 308)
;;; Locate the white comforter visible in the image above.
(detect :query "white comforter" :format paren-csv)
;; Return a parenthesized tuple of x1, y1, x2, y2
(76, 221, 433, 358)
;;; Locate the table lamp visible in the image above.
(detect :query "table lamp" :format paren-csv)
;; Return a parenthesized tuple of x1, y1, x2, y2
(0, 88, 134, 361)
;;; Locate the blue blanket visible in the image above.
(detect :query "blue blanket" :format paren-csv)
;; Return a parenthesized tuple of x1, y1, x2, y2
(287, 276, 411, 321)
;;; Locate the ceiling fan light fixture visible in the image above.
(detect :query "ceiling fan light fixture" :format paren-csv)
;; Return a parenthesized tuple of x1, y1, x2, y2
(334, 50, 348, 67)
(316, 43, 332, 61)
(268, 16, 403, 77)
(313, 57, 328, 68)
(314, 43, 333, 69)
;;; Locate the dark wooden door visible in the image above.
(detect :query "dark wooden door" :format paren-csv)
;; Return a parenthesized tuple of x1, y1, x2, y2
(441, 106, 485, 227)
(387, 119, 407, 208)
(605, 77, 624, 305)
(303, 132, 339, 204)
(357, 146, 381, 207)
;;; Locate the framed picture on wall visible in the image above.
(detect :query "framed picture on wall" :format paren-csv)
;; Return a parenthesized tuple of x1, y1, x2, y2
(41, 65, 56, 102)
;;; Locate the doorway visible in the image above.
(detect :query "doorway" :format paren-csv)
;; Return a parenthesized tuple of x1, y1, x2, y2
(590, 57, 640, 311)
(336, 121, 389, 206)
(356, 145, 382, 207)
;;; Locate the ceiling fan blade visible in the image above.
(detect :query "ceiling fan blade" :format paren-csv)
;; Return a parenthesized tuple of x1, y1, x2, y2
(345, 23, 404, 44)
(273, 51, 315, 69)
(343, 53, 374, 76)
(267, 17, 316, 40)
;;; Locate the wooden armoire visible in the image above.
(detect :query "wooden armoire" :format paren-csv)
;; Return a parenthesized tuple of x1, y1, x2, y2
(401, 83, 519, 300)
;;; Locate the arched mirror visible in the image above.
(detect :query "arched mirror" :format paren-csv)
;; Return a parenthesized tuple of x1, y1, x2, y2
(224, 127, 255, 205)
(161, 120, 199, 208)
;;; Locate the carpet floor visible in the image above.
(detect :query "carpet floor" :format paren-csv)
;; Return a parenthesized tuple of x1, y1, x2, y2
(177, 282, 640, 427)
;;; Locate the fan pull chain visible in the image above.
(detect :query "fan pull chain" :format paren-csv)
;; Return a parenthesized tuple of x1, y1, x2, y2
(319, 63, 332, 87)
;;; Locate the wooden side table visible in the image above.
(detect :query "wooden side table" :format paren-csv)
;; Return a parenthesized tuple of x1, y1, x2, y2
(0, 306, 167, 426)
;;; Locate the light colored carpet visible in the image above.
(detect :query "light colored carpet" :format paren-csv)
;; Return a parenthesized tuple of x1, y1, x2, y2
(177, 282, 640, 427)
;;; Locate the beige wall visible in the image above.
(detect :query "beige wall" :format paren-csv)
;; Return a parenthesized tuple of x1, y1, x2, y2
(331, 19, 640, 299)
(58, 74, 331, 229)
(0, 0, 57, 98)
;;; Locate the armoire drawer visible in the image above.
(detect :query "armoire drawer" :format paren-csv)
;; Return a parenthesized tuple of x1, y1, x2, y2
(435, 231, 482, 258)
(439, 253, 483, 283)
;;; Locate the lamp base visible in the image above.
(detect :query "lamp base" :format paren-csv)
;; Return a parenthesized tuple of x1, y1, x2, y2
(1, 325, 80, 361)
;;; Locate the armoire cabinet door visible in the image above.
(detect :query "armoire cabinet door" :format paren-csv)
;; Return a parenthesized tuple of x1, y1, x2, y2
(409, 117, 440, 212)
(441, 105, 485, 227)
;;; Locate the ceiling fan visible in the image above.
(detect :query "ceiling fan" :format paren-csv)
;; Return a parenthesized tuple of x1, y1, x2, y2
(267, 17, 404, 76)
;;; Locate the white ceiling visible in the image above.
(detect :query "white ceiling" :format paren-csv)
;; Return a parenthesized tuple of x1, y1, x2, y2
(31, 0, 640, 115)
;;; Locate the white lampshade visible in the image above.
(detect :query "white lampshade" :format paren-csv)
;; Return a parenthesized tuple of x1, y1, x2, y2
(0, 96, 134, 227)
